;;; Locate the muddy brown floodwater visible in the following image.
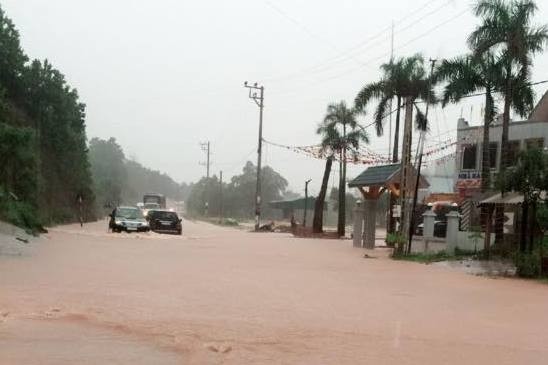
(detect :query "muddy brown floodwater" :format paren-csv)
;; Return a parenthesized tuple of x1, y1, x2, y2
(1, 220, 548, 364)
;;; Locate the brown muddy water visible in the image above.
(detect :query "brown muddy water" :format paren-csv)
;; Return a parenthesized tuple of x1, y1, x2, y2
(1, 220, 547, 364)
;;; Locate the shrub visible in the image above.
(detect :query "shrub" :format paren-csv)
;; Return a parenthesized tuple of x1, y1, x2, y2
(223, 218, 239, 226)
(514, 251, 542, 278)
(0, 188, 41, 233)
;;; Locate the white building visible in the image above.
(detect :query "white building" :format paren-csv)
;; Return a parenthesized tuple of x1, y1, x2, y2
(456, 91, 548, 199)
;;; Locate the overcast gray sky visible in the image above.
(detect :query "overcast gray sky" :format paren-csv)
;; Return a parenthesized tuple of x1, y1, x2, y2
(5, 0, 548, 195)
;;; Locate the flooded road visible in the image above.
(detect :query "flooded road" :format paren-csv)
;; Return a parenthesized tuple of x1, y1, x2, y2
(1, 220, 547, 364)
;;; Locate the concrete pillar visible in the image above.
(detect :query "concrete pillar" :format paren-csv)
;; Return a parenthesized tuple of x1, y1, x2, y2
(352, 201, 364, 248)
(422, 210, 436, 238)
(446, 211, 460, 253)
(422, 210, 436, 253)
(363, 199, 377, 249)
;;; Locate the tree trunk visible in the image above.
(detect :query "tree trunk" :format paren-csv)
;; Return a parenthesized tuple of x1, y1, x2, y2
(495, 73, 513, 246)
(481, 90, 492, 193)
(313, 157, 332, 233)
(337, 126, 347, 237)
(520, 201, 528, 253)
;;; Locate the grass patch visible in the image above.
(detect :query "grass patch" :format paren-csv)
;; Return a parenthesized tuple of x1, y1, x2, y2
(393, 248, 479, 264)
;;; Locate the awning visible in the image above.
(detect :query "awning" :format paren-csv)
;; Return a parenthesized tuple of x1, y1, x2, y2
(480, 192, 524, 205)
(480, 191, 546, 205)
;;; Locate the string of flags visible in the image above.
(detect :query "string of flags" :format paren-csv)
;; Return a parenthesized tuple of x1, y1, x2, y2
(262, 137, 457, 167)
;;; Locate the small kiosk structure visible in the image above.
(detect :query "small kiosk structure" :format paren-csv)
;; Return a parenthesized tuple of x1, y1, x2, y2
(349, 164, 429, 248)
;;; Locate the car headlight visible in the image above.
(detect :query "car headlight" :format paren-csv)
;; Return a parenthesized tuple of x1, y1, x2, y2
(115, 220, 122, 225)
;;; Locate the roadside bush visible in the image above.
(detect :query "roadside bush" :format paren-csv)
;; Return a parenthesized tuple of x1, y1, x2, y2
(514, 251, 542, 278)
(223, 218, 239, 226)
(387, 232, 405, 249)
(0, 187, 41, 232)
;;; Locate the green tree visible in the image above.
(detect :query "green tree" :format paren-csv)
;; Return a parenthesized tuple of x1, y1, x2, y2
(316, 101, 369, 237)
(0, 5, 95, 226)
(88, 138, 127, 211)
(469, 0, 548, 171)
(497, 148, 548, 252)
(187, 162, 289, 220)
(355, 54, 427, 162)
(436, 52, 503, 192)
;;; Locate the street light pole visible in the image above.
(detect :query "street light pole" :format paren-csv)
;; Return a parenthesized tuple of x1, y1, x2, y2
(303, 179, 312, 227)
(244, 81, 265, 231)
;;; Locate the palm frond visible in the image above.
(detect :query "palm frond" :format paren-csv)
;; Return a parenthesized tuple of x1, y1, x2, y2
(354, 81, 387, 111)
(414, 103, 428, 132)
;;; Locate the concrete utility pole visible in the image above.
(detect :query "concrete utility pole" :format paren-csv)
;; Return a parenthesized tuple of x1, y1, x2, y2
(200, 141, 211, 216)
(399, 96, 414, 242)
(200, 141, 211, 178)
(219, 171, 223, 224)
(303, 179, 312, 227)
(244, 81, 265, 231)
(407, 58, 437, 254)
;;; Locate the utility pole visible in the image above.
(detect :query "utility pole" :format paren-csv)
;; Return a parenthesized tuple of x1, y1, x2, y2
(399, 96, 414, 245)
(303, 179, 312, 227)
(219, 171, 223, 224)
(407, 58, 437, 254)
(200, 141, 211, 178)
(388, 20, 394, 161)
(244, 81, 265, 231)
(200, 141, 211, 216)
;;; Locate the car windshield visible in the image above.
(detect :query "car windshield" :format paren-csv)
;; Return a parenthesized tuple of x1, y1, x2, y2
(153, 211, 178, 220)
(116, 208, 143, 220)
(144, 203, 160, 209)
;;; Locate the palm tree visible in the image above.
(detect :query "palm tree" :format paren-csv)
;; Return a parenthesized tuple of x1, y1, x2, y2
(469, 0, 548, 171)
(314, 101, 369, 237)
(436, 52, 502, 192)
(355, 54, 426, 163)
(355, 54, 432, 236)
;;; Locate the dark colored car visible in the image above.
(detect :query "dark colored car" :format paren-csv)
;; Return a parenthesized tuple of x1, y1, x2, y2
(415, 220, 448, 238)
(147, 209, 182, 235)
(109, 206, 150, 233)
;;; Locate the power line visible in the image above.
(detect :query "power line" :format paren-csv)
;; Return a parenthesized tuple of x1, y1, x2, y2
(262, 0, 451, 83)
(268, 8, 469, 97)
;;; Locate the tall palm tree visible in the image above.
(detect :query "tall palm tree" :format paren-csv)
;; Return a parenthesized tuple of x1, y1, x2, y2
(469, 0, 548, 171)
(314, 101, 369, 237)
(355, 54, 432, 236)
(436, 52, 502, 192)
(355, 54, 426, 163)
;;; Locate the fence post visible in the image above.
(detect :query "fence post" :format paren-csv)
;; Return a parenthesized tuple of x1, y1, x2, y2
(353, 201, 364, 248)
(363, 199, 377, 249)
(446, 211, 460, 254)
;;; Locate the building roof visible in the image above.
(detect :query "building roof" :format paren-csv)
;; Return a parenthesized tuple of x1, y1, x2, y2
(529, 91, 548, 122)
(348, 164, 400, 188)
(269, 197, 326, 210)
(348, 163, 430, 189)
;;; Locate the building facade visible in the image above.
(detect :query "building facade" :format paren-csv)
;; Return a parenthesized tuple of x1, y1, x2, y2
(456, 92, 548, 199)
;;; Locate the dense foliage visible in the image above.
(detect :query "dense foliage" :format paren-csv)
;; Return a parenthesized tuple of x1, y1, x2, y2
(88, 137, 190, 214)
(186, 161, 289, 219)
(0, 6, 94, 227)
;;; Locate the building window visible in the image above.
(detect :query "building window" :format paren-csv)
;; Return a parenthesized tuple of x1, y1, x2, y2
(506, 140, 521, 165)
(488, 142, 498, 169)
(526, 138, 544, 150)
(462, 144, 477, 170)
